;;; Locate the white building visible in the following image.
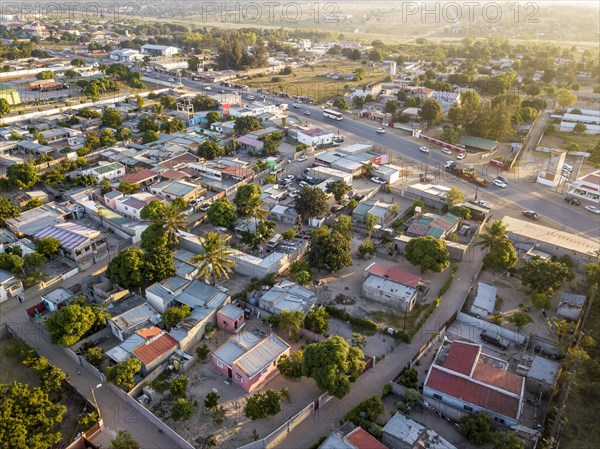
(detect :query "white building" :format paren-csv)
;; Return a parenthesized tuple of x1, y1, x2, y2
(362, 263, 420, 312)
(109, 49, 143, 62)
(296, 128, 334, 147)
(140, 44, 180, 58)
(559, 108, 600, 134)
(470, 282, 497, 318)
(82, 162, 126, 182)
(41, 287, 73, 312)
(566, 170, 600, 204)
(0, 270, 23, 304)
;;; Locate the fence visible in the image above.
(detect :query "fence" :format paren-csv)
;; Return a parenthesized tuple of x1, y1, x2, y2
(238, 393, 333, 449)
(416, 133, 466, 154)
(490, 159, 511, 170)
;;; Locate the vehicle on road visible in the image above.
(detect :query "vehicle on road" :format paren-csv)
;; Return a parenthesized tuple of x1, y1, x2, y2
(377, 127, 386, 134)
(204, 86, 212, 91)
(456, 152, 466, 160)
(480, 331, 510, 350)
(284, 175, 295, 181)
(304, 110, 311, 116)
(522, 210, 540, 220)
(585, 205, 600, 214)
(303, 168, 311, 175)
(445, 161, 456, 169)
(298, 181, 309, 188)
(293, 103, 301, 108)
(168, 77, 175, 82)
(297, 155, 307, 162)
(474, 200, 492, 209)
(445, 164, 489, 187)
(493, 179, 507, 188)
(289, 191, 300, 199)
(441, 148, 452, 155)
(496, 176, 509, 184)
(419, 146, 430, 153)
(323, 109, 343, 120)
(247, 95, 255, 100)
(333, 136, 344, 143)
(371, 176, 386, 184)
(564, 196, 581, 206)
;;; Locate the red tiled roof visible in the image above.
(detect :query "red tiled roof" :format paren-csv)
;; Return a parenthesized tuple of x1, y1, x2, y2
(443, 341, 480, 376)
(346, 427, 388, 449)
(180, 167, 198, 177)
(120, 169, 158, 184)
(222, 165, 253, 178)
(160, 169, 188, 180)
(132, 332, 178, 366)
(160, 152, 199, 169)
(472, 362, 523, 395)
(366, 263, 421, 288)
(136, 327, 162, 339)
(426, 367, 521, 419)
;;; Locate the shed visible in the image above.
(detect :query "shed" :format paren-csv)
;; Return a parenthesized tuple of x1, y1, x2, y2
(557, 292, 586, 321)
(470, 282, 497, 318)
(526, 356, 560, 394)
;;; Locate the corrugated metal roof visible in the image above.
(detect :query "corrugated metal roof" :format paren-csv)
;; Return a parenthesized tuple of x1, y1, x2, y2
(218, 304, 244, 321)
(235, 334, 289, 377)
(472, 283, 497, 315)
(213, 340, 246, 366)
(34, 223, 101, 250)
(366, 263, 421, 288)
(111, 303, 160, 332)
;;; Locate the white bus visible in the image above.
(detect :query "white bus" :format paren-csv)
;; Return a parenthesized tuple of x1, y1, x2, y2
(323, 109, 343, 120)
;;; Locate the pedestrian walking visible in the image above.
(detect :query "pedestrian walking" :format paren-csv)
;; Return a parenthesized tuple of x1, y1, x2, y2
(542, 309, 547, 318)
(76, 368, 81, 375)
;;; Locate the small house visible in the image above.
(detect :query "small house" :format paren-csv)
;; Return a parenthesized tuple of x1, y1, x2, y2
(217, 303, 245, 332)
(362, 263, 420, 312)
(41, 287, 74, 312)
(470, 283, 497, 318)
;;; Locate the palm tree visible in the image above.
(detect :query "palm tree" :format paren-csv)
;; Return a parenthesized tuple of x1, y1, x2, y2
(475, 219, 509, 251)
(190, 232, 235, 285)
(154, 203, 188, 247)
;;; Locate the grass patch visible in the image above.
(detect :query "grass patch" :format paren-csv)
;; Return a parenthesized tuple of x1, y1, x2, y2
(371, 303, 426, 331)
(242, 61, 389, 103)
(0, 339, 41, 387)
(550, 130, 600, 152)
(325, 305, 378, 335)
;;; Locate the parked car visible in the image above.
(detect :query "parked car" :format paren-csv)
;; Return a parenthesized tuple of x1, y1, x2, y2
(347, 190, 357, 198)
(298, 181, 309, 188)
(456, 152, 466, 160)
(522, 210, 540, 220)
(585, 205, 600, 215)
(441, 148, 452, 155)
(370, 176, 386, 184)
(297, 155, 308, 162)
(247, 95, 255, 100)
(199, 203, 211, 212)
(480, 331, 510, 350)
(284, 174, 295, 181)
(377, 127, 386, 134)
(493, 179, 507, 188)
(304, 110, 311, 116)
(331, 204, 344, 213)
(564, 196, 581, 206)
(474, 200, 492, 209)
(445, 160, 455, 169)
(496, 175, 509, 184)
(333, 136, 344, 143)
(303, 168, 311, 175)
(168, 77, 175, 82)
(289, 191, 300, 199)
(293, 103, 301, 108)
(419, 146, 430, 153)
(204, 86, 212, 91)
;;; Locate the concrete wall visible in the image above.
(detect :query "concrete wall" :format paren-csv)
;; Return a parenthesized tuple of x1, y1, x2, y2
(455, 312, 527, 344)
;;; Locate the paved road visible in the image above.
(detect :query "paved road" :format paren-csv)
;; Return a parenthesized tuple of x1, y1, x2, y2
(0, 262, 183, 449)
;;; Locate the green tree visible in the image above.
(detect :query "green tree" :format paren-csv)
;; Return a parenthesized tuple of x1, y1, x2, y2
(162, 305, 192, 327)
(107, 248, 145, 289)
(0, 253, 24, 274)
(244, 390, 281, 421)
(325, 179, 351, 201)
(135, 95, 144, 111)
(446, 186, 463, 207)
(143, 244, 175, 283)
(150, 203, 188, 247)
(169, 376, 188, 398)
(85, 347, 104, 367)
(573, 123, 586, 133)
(278, 310, 304, 340)
(493, 432, 525, 449)
(160, 117, 186, 135)
(295, 186, 329, 218)
(45, 304, 98, 346)
(116, 127, 132, 141)
(263, 132, 282, 155)
(142, 130, 159, 143)
(106, 357, 142, 391)
(290, 260, 312, 285)
(308, 227, 352, 273)
(198, 139, 224, 160)
(204, 391, 220, 409)
(192, 94, 217, 111)
(7, 163, 40, 189)
(509, 311, 533, 331)
(276, 350, 304, 379)
(23, 252, 46, 269)
(449, 205, 471, 219)
(459, 413, 495, 446)
(557, 89, 577, 109)
(0, 197, 20, 226)
(304, 307, 329, 334)
(207, 199, 237, 228)
(196, 344, 210, 360)
(234, 184, 263, 215)
(100, 129, 116, 147)
(36, 70, 55, 80)
(333, 98, 350, 111)
(419, 99, 443, 129)
(331, 215, 353, 240)
(0, 381, 67, 449)
(0, 98, 11, 116)
(234, 116, 261, 136)
(35, 237, 61, 257)
(101, 108, 123, 128)
(484, 239, 518, 270)
(190, 232, 235, 285)
(110, 430, 140, 449)
(358, 238, 375, 257)
(71, 58, 87, 67)
(405, 236, 450, 273)
(206, 111, 221, 124)
(138, 116, 159, 132)
(211, 405, 226, 425)
(302, 336, 365, 399)
(41, 366, 66, 396)
(351, 332, 367, 349)
(521, 258, 571, 294)
(364, 213, 378, 237)
(160, 95, 177, 110)
(100, 179, 113, 194)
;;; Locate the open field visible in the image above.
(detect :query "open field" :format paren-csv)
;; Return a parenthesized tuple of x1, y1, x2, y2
(242, 60, 389, 102)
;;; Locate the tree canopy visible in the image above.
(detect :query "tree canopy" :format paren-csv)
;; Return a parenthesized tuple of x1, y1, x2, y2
(198, 139, 225, 160)
(308, 226, 352, 273)
(107, 248, 145, 289)
(295, 186, 329, 218)
(244, 390, 281, 421)
(234, 116, 261, 136)
(7, 163, 40, 189)
(207, 198, 237, 228)
(419, 99, 443, 129)
(404, 236, 450, 273)
(521, 258, 572, 294)
(106, 357, 142, 391)
(110, 430, 141, 449)
(325, 180, 351, 201)
(0, 197, 20, 227)
(162, 305, 192, 327)
(46, 303, 109, 346)
(302, 336, 365, 399)
(190, 232, 235, 285)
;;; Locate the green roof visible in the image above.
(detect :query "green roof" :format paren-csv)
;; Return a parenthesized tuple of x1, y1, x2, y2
(459, 135, 498, 151)
(94, 162, 123, 175)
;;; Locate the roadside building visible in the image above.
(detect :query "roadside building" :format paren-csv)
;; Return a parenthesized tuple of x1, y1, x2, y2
(470, 283, 497, 318)
(382, 412, 457, 449)
(362, 262, 420, 312)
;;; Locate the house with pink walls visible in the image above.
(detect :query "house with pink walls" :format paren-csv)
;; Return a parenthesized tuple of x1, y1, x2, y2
(216, 304, 245, 332)
(211, 329, 290, 393)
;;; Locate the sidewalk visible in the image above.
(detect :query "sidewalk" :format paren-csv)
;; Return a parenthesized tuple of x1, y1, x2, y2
(275, 246, 486, 449)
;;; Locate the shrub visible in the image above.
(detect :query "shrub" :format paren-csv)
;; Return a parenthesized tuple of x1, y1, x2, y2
(382, 384, 392, 396)
(196, 344, 210, 360)
(397, 368, 418, 389)
(438, 264, 458, 297)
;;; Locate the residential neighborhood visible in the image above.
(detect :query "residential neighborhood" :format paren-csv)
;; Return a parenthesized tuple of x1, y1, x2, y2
(0, 6, 599, 449)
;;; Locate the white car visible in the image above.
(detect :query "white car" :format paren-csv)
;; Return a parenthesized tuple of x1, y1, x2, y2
(298, 181, 309, 188)
(419, 146, 430, 153)
(247, 95, 255, 100)
(445, 160, 456, 169)
(585, 205, 600, 215)
(289, 191, 300, 199)
(297, 155, 307, 162)
(284, 174, 295, 181)
(441, 148, 452, 155)
(168, 77, 175, 82)
(293, 103, 301, 108)
(474, 200, 492, 209)
(204, 86, 212, 91)
(493, 179, 507, 188)
(371, 176, 386, 184)
(377, 127, 386, 134)
(304, 110, 311, 116)
(456, 152, 466, 160)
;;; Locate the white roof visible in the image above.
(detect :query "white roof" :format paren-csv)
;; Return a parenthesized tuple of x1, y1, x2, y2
(471, 282, 497, 315)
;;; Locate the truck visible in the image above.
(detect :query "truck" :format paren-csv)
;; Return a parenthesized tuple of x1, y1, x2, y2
(28, 80, 68, 91)
(445, 163, 489, 187)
